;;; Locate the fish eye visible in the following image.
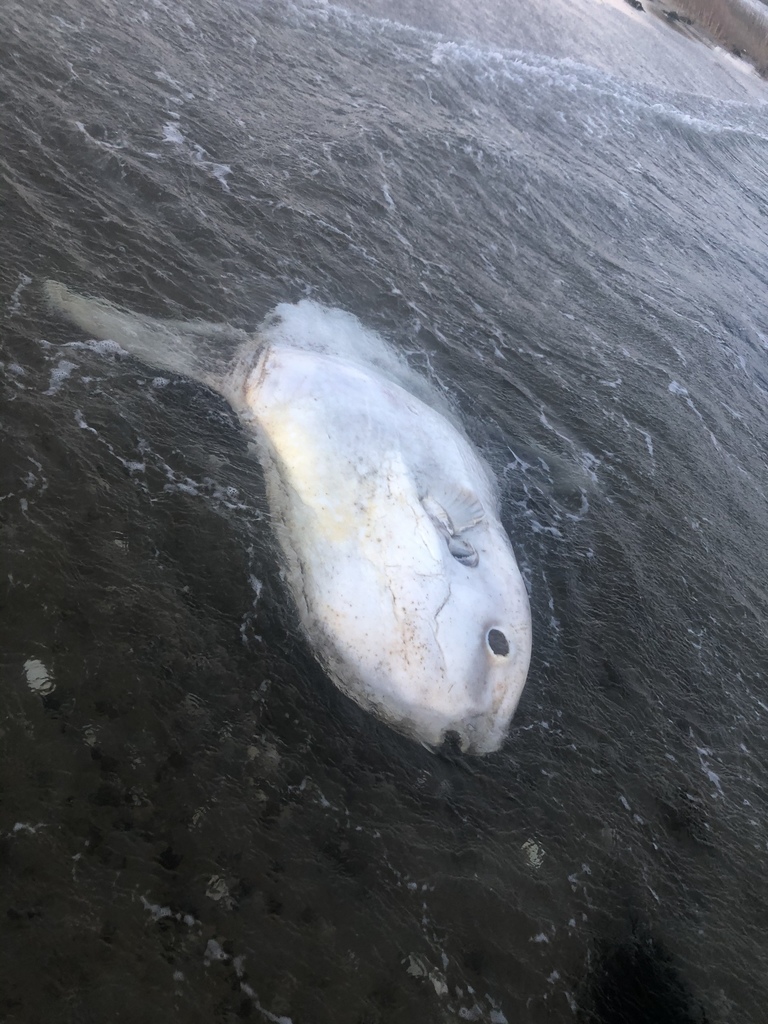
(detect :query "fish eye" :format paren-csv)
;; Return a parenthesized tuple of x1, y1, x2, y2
(487, 628, 510, 657)
(447, 535, 479, 568)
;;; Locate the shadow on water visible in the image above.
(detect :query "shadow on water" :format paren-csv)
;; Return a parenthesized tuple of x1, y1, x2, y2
(579, 920, 709, 1024)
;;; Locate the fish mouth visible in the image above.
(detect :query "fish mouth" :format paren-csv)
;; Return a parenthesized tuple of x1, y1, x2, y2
(435, 714, 507, 757)
(437, 729, 466, 759)
(434, 700, 518, 757)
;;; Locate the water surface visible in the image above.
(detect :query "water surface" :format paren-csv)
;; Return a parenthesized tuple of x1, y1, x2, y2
(2, 1, 767, 1021)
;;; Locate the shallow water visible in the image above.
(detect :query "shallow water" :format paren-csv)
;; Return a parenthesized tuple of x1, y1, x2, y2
(2, 1, 768, 1022)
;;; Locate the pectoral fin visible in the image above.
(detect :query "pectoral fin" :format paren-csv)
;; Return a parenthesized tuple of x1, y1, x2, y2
(421, 494, 454, 535)
(422, 486, 485, 536)
(440, 485, 486, 533)
(421, 486, 484, 568)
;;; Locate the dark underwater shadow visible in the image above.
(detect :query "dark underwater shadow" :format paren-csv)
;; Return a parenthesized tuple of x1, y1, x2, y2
(578, 922, 709, 1024)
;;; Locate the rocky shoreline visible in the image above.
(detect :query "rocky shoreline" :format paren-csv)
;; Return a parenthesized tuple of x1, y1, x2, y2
(630, 0, 768, 76)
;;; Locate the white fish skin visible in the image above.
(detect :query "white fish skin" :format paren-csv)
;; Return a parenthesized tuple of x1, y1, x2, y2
(45, 283, 532, 754)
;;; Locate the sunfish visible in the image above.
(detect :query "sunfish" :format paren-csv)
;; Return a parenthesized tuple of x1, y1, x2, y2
(45, 282, 532, 754)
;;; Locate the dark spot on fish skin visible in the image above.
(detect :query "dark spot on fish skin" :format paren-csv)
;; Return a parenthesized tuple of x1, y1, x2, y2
(487, 629, 509, 656)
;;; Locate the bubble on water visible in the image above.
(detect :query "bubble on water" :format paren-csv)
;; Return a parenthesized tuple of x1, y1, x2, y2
(522, 838, 545, 869)
(206, 875, 235, 908)
(8, 274, 32, 315)
(204, 938, 230, 965)
(44, 359, 77, 395)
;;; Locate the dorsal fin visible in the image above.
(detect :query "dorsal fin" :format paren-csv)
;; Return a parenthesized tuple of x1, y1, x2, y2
(44, 280, 250, 391)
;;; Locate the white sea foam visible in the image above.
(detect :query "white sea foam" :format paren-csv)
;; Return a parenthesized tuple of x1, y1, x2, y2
(23, 458, 48, 495)
(44, 359, 77, 395)
(74, 409, 98, 434)
(11, 822, 47, 835)
(24, 658, 54, 694)
(140, 895, 197, 926)
(697, 746, 725, 797)
(424, 29, 768, 138)
(238, 982, 293, 1024)
(154, 69, 182, 89)
(8, 274, 32, 314)
(63, 338, 127, 356)
(162, 121, 185, 144)
(240, 566, 264, 645)
(637, 427, 654, 459)
(669, 380, 721, 450)
(161, 122, 233, 190)
(74, 121, 125, 151)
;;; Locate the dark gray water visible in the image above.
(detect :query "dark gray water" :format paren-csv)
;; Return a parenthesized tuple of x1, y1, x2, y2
(2, 1, 768, 1021)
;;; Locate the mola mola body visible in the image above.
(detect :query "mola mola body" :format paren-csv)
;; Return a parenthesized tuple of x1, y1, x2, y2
(45, 282, 532, 753)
